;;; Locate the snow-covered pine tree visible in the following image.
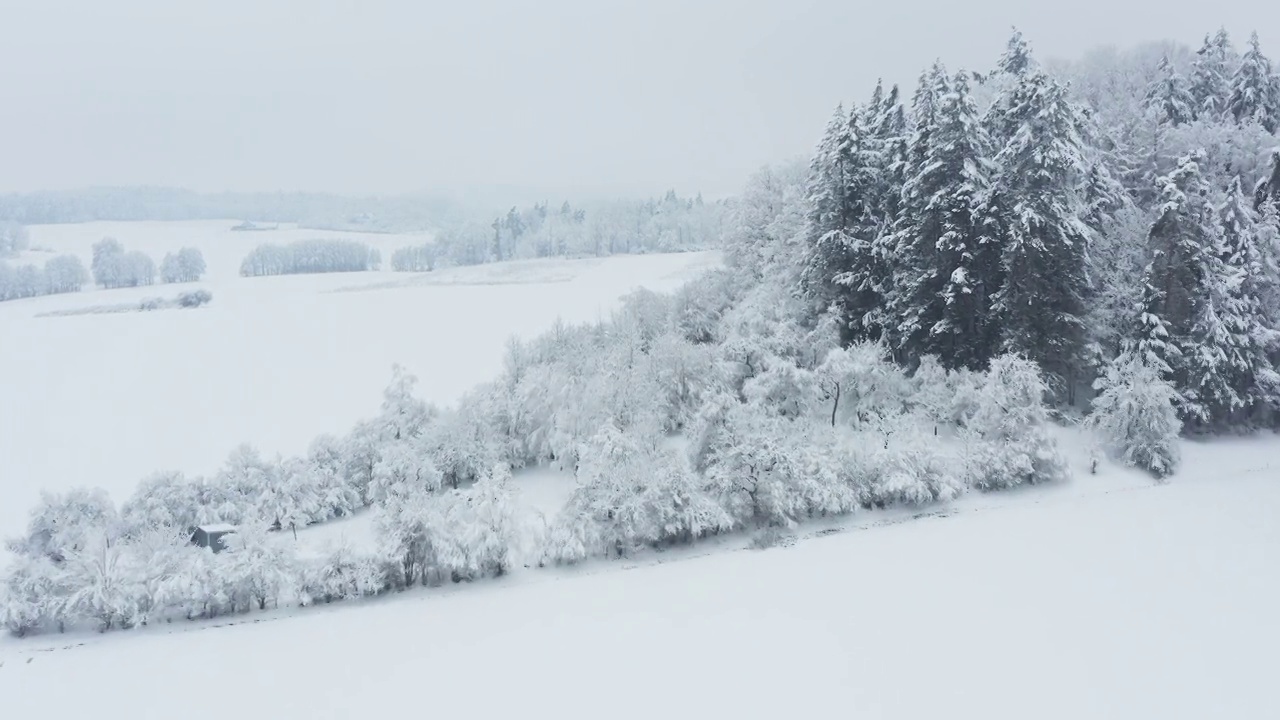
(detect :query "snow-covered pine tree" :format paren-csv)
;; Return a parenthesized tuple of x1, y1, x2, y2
(1255, 149, 1280, 211)
(885, 63, 947, 362)
(1190, 29, 1236, 120)
(830, 82, 904, 343)
(989, 69, 1092, 400)
(1134, 152, 1254, 427)
(1227, 31, 1280, 133)
(984, 29, 1037, 149)
(889, 69, 1001, 368)
(800, 105, 855, 320)
(1145, 55, 1196, 127)
(1216, 175, 1280, 419)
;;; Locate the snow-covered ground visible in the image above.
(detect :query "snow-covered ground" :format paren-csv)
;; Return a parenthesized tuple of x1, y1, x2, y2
(0, 441, 1275, 719)
(0, 219, 717, 542)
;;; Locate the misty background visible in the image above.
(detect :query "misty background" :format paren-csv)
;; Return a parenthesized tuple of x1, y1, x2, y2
(2, 0, 1276, 203)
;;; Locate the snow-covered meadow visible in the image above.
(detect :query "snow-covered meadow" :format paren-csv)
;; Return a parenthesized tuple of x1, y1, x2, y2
(0, 220, 717, 543)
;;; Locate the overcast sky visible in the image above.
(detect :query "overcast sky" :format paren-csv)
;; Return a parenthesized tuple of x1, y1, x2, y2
(1, 0, 1276, 200)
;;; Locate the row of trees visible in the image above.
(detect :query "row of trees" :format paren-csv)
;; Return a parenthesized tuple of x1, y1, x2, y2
(0, 255, 90, 301)
(433, 192, 724, 267)
(0, 187, 465, 231)
(239, 240, 381, 277)
(1, 239, 206, 304)
(796, 29, 1280, 431)
(390, 244, 437, 272)
(9, 245, 1155, 635)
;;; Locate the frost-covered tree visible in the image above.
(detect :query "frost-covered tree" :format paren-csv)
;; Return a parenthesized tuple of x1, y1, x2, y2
(1227, 32, 1280, 133)
(369, 440, 443, 505)
(223, 525, 296, 611)
(965, 355, 1068, 489)
(556, 424, 727, 559)
(8, 488, 121, 562)
(91, 237, 125, 288)
(380, 364, 432, 441)
(0, 222, 29, 257)
(1145, 55, 1196, 127)
(120, 471, 202, 534)
(161, 247, 206, 283)
(702, 403, 858, 527)
(62, 535, 140, 631)
(1190, 29, 1236, 119)
(1087, 352, 1182, 477)
(1, 555, 70, 636)
(815, 342, 909, 427)
(43, 255, 89, 294)
(299, 542, 384, 604)
(432, 464, 520, 579)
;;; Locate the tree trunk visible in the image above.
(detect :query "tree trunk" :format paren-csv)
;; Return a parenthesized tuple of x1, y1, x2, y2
(830, 383, 841, 427)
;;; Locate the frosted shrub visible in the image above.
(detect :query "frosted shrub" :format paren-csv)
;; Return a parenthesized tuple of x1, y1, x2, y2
(816, 342, 910, 428)
(870, 416, 968, 506)
(8, 488, 121, 562)
(368, 440, 443, 505)
(1087, 352, 1183, 477)
(177, 289, 212, 307)
(1, 555, 69, 637)
(545, 424, 730, 562)
(300, 544, 385, 605)
(703, 405, 857, 527)
(63, 537, 142, 631)
(223, 526, 299, 611)
(742, 361, 817, 418)
(965, 355, 1068, 490)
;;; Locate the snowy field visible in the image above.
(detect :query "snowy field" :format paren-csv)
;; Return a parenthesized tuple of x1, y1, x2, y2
(0, 438, 1276, 719)
(0, 220, 718, 543)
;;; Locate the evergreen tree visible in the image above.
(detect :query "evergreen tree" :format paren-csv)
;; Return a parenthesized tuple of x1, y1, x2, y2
(800, 105, 854, 315)
(1254, 149, 1280, 211)
(889, 70, 1000, 368)
(885, 63, 950, 361)
(1145, 55, 1196, 127)
(1081, 161, 1129, 235)
(989, 70, 1092, 398)
(1133, 153, 1258, 426)
(1190, 28, 1236, 119)
(831, 83, 905, 343)
(1216, 176, 1280, 417)
(1227, 31, 1280, 133)
(985, 29, 1036, 148)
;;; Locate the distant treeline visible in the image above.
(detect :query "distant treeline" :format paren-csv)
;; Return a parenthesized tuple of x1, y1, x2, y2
(240, 239, 382, 277)
(0, 187, 464, 232)
(430, 192, 725, 268)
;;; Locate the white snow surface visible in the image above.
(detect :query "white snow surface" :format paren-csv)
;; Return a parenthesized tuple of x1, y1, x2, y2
(0, 442, 1276, 719)
(0, 220, 718, 542)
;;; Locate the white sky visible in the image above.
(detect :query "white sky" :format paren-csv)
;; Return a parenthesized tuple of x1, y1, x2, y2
(1, 0, 1277, 199)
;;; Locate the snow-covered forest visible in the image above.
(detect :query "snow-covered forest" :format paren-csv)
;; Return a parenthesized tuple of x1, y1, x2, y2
(4, 27, 1280, 639)
(798, 28, 1280, 434)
